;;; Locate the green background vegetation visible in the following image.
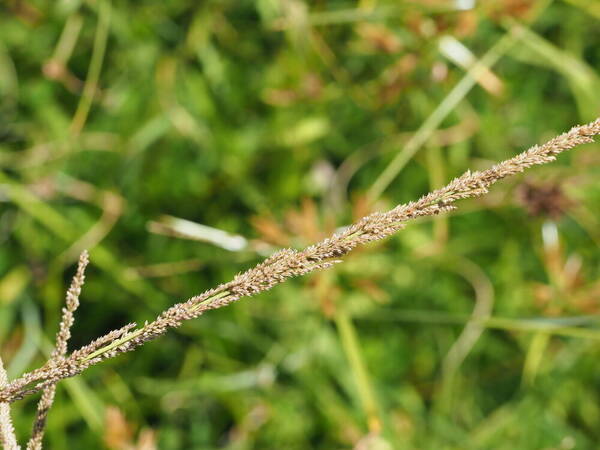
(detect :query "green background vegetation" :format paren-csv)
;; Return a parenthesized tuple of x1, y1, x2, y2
(1, 0, 599, 448)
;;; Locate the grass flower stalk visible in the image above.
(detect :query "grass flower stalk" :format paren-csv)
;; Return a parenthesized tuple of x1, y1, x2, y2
(0, 118, 598, 406)
(0, 356, 20, 449)
(26, 251, 89, 450)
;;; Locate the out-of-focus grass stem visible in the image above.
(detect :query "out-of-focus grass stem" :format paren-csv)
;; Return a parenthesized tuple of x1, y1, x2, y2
(70, 0, 110, 137)
(334, 310, 382, 434)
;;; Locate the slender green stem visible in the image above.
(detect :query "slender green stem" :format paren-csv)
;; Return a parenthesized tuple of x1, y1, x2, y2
(367, 31, 520, 201)
(70, 0, 111, 136)
(335, 310, 382, 433)
(81, 289, 232, 362)
(189, 290, 231, 312)
(82, 328, 144, 362)
(358, 310, 600, 340)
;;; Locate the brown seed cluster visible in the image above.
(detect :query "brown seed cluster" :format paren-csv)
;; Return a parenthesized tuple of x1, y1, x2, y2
(0, 118, 598, 414)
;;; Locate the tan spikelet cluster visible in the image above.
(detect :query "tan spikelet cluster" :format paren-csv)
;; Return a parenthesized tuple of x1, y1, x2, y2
(0, 357, 20, 449)
(3, 322, 136, 405)
(0, 118, 598, 410)
(26, 251, 89, 450)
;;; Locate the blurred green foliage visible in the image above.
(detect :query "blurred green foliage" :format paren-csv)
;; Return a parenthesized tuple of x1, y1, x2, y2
(1, 0, 599, 448)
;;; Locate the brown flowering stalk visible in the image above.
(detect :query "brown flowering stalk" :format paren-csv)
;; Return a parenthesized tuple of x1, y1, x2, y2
(0, 357, 20, 449)
(26, 251, 89, 450)
(1, 118, 599, 406)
